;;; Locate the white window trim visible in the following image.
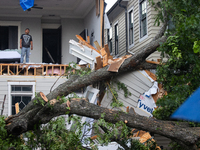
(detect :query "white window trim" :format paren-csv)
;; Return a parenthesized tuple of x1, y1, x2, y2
(7, 81, 36, 116)
(0, 21, 21, 50)
(139, 0, 148, 42)
(128, 6, 134, 49)
(66, 86, 99, 130)
(114, 21, 119, 56)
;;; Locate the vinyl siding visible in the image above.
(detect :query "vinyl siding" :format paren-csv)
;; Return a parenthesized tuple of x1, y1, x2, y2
(0, 76, 67, 116)
(101, 70, 153, 118)
(105, 0, 162, 60)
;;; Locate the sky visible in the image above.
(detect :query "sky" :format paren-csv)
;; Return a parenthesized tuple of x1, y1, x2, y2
(105, 0, 118, 12)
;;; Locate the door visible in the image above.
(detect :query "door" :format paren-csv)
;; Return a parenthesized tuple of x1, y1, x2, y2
(42, 27, 61, 64)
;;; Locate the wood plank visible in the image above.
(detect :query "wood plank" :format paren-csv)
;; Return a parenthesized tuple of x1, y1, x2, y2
(76, 35, 100, 54)
(95, 56, 103, 70)
(104, 44, 110, 56)
(17, 65, 19, 75)
(34, 68, 36, 76)
(15, 103, 19, 114)
(94, 41, 102, 51)
(87, 36, 90, 44)
(7, 65, 9, 75)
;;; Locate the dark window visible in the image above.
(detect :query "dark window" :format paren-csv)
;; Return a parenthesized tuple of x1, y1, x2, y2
(115, 24, 118, 55)
(129, 10, 134, 45)
(107, 26, 112, 53)
(0, 26, 18, 50)
(139, 0, 147, 38)
(11, 85, 33, 115)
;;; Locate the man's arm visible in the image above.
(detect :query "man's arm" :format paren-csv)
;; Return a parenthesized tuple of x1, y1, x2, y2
(30, 41, 33, 50)
(20, 39, 22, 49)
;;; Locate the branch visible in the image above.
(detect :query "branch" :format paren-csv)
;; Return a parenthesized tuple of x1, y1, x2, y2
(6, 99, 200, 149)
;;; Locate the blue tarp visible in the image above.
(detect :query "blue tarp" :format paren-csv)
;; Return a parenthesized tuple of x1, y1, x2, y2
(171, 86, 200, 122)
(20, 0, 34, 11)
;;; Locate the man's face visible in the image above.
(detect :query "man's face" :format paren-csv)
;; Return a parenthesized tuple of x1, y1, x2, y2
(25, 29, 30, 34)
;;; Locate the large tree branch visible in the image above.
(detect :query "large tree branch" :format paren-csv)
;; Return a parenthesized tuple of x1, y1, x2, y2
(6, 99, 200, 149)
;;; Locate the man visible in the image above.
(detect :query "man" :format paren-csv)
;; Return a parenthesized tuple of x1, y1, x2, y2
(20, 28, 33, 63)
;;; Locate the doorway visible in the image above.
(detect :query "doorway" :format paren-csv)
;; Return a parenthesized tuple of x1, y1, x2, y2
(42, 27, 61, 64)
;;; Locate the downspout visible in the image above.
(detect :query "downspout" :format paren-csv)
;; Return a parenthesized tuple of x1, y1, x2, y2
(118, 0, 128, 54)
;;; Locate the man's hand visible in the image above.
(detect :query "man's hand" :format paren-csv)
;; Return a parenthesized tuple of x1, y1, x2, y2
(20, 46, 22, 49)
(31, 46, 33, 50)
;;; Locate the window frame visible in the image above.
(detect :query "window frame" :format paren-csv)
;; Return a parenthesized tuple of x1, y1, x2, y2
(8, 81, 35, 116)
(107, 26, 113, 54)
(139, 0, 148, 42)
(114, 21, 119, 56)
(0, 21, 21, 49)
(128, 7, 134, 48)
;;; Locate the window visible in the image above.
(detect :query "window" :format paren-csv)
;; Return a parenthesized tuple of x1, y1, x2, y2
(0, 26, 18, 50)
(107, 26, 112, 53)
(115, 23, 119, 55)
(8, 82, 35, 115)
(128, 9, 134, 47)
(139, 0, 147, 38)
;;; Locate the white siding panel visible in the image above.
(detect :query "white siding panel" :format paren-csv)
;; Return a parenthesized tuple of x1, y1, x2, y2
(0, 76, 67, 116)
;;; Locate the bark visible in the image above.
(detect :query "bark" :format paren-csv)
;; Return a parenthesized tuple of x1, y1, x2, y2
(6, 98, 200, 149)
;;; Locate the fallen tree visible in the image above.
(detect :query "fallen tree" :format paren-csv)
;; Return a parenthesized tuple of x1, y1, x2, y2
(3, 0, 200, 149)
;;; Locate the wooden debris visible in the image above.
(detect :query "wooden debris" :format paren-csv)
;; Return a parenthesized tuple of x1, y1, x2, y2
(95, 56, 103, 70)
(15, 103, 19, 114)
(126, 106, 129, 113)
(91, 135, 98, 140)
(107, 58, 125, 72)
(40, 92, 48, 102)
(76, 35, 100, 54)
(145, 70, 157, 81)
(94, 41, 102, 51)
(146, 60, 161, 65)
(152, 83, 167, 103)
(87, 36, 90, 44)
(100, 48, 109, 67)
(104, 44, 111, 56)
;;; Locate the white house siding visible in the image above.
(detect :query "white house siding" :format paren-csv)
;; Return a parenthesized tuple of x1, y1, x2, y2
(84, 6, 101, 48)
(61, 18, 84, 64)
(101, 71, 153, 117)
(0, 76, 67, 116)
(105, 0, 162, 61)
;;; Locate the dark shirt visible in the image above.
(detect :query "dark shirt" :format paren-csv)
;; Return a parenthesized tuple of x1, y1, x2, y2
(20, 34, 32, 48)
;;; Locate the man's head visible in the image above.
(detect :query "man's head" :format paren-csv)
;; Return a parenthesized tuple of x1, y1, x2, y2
(25, 28, 30, 34)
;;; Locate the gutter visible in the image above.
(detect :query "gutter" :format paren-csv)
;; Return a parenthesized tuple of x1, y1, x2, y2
(118, 0, 128, 54)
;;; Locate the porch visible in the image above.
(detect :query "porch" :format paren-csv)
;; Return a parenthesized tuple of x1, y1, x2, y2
(0, 63, 69, 76)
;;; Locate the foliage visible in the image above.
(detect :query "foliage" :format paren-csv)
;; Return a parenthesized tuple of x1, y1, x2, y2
(0, 116, 24, 150)
(106, 80, 131, 109)
(149, 0, 200, 122)
(66, 62, 91, 78)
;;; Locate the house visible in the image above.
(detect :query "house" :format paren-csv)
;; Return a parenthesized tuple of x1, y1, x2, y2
(0, 0, 104, 64)
(104, 0, 161, 61)
(0, 0, 106, 116)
